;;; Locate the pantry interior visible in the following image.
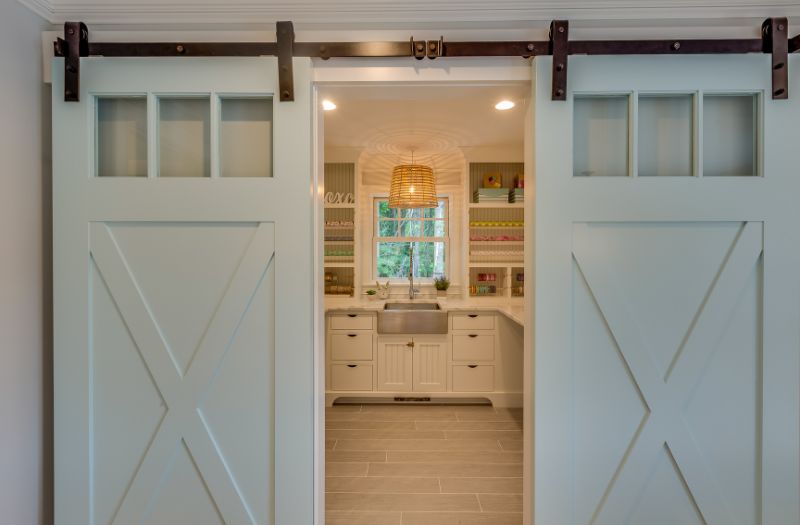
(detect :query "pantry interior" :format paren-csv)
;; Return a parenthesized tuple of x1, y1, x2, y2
(320, 83, 529, 523)
(321, 85, 528, 305)
(322, 84, 527, 402)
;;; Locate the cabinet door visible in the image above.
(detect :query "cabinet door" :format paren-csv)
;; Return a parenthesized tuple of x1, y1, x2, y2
(413, 336, 449, 393)
(377, 338, 412, 392)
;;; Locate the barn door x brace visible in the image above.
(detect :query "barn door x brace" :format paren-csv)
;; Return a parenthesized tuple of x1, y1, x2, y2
(54, 18, 797, 103)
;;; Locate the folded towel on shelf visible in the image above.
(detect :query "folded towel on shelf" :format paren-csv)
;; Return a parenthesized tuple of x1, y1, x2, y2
(473, 189, 511, 203)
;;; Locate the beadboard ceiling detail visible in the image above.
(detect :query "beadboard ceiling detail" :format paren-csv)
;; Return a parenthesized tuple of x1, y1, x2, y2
(18, 0, 800, 26)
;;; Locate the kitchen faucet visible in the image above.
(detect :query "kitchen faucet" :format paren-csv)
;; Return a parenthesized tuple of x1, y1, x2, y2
(408, 244, 419, 300)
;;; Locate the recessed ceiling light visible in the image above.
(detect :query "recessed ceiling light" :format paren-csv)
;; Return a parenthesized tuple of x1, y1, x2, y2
(322, 100, 337, 111)
(495, 100, 515, 110)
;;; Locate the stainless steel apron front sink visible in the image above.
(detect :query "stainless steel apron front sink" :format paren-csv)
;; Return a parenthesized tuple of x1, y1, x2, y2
(377, 302, 448, 334)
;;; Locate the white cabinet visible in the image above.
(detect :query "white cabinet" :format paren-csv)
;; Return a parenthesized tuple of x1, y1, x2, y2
(330, 332, 373, 361)
(377, 337, 413, 392)
(327, 312, 376, 392)
(331, 364, 373, 391)
(377, 335, 449, 393)
(327, 311, 514, 401)
(452, 333, 495, 361)
(453, 364, 495, 392)
(412, 336, 448, 393)
(451, 313, 498, 394)
(330, 312, 374, 330)
(452, 312, 495, 331)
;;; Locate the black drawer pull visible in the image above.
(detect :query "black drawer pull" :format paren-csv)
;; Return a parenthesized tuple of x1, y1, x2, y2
(468, 334, 478, 338)
(468, 364, 478, 369)
(347, 364, 357, 368)
(347, 314, 357, 318)
(348, 334, 358, 338)
(468, 314, 478, 318)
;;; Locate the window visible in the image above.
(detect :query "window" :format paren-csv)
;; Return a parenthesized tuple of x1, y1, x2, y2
(374, 198, 448, 280)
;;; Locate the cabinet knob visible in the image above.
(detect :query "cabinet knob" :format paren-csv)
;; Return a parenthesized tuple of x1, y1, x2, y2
(406, 341, 415, 348)
(468, 364, 478, 369)
(347, 364, 357, 368)
(468, 314, 478, 318)
(468, 334, 478, 338)
(348, 334, 357, 338)
(347, 314, 357, 318)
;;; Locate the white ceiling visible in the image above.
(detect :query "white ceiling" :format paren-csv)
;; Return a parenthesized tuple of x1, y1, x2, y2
(322, 84, 528, 186)
(19, 0, 800, 26)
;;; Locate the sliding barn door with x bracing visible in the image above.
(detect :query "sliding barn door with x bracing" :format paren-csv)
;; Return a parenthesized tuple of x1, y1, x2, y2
(53, 58, 315, 524)
(531, 55, 800, 524)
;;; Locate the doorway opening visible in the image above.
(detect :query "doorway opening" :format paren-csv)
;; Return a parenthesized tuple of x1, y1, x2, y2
(317, 82, 530, 524)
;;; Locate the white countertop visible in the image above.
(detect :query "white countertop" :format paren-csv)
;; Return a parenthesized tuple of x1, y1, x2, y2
(325, 296, 525, 327)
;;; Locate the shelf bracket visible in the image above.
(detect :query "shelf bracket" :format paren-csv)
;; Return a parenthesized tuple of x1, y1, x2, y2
(277, 20, 295, 102)
(762, 17, 789, 99)
(550, 20, 569, 101)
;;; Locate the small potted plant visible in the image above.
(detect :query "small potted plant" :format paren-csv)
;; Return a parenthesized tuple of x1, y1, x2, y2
(364, 288, 378, 300)
(375, 280, 390, 300)
(434, 276, 450, 298)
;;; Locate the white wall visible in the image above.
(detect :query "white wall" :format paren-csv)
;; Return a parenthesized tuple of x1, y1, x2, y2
(0, 2, 52, 524)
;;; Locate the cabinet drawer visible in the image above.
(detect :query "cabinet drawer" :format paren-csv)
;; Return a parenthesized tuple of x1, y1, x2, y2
(330, 313, 374, 330)
(452, 313, 495, 331)
(452, 334, 495, 361)
(330, 333, 373, 361)
(331, 364, 373, 391)
(452, 365, 495, 392)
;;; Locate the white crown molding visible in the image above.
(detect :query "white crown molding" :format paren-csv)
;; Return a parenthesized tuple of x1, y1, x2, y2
(18, 0, 55, 21)
(17, 0, 800, 26)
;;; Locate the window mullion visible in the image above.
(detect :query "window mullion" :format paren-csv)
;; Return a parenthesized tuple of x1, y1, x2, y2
(374, 197, 449, 281)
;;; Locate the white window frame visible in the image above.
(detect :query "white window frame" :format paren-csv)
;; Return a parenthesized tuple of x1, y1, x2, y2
(372, 196, 450, 283)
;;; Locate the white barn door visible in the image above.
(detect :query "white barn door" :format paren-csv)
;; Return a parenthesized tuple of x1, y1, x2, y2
(532, 55, 800, 524)
(53, 58, 315, 524)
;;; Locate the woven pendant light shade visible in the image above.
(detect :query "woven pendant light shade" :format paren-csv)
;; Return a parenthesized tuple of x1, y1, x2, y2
(388, 164, 437, 208)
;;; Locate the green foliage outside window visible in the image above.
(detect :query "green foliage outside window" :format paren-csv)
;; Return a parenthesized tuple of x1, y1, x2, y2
(375, 199, 448, 280)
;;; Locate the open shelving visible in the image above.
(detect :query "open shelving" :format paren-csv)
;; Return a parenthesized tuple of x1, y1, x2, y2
(466, 162, 526, 299)
(324, 163, 356, 297)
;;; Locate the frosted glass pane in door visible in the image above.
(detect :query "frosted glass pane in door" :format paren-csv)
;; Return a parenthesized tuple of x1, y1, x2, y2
(703, 94, 758, 177)
(159, 97, 210, 178)
(96, 97, 147, 177)
(638, 95, 694, 177)
(220, 98, 273, 178)
(574, 95, 629, 177)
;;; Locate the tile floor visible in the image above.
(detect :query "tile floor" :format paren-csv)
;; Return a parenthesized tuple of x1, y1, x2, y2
(325, 404, 524, 525)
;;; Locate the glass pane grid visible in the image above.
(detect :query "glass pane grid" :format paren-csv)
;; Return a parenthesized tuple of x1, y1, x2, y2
(96, 94, 276, 180)
(376, 241, 447, 279)
(374, 198, 449, 279)
(573, 91, 758, 178)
